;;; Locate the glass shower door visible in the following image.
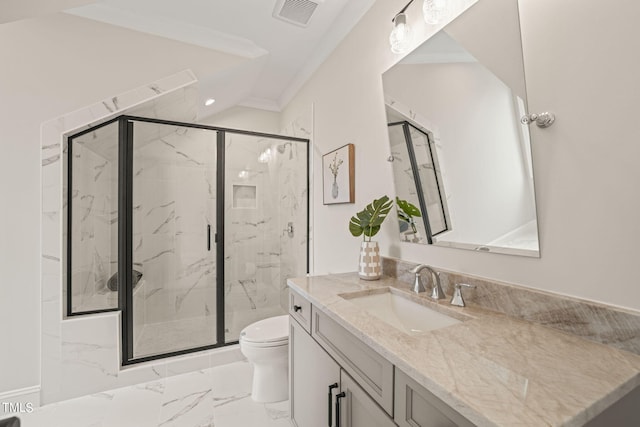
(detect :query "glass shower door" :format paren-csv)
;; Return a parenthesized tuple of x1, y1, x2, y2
(67, 119, 120, 315)
(126, 119, 218, 360)
(223, 131, 308, 343)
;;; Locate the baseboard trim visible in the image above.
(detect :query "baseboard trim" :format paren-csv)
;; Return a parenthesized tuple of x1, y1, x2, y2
(0, 386, 41, 406)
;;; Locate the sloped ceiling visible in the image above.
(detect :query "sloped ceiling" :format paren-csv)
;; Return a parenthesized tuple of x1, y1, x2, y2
(0, 0, 94, 23)
(61, 0, 376, 118)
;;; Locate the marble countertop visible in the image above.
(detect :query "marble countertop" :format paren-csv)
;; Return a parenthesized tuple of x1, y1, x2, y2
(287, 273, 640, 427)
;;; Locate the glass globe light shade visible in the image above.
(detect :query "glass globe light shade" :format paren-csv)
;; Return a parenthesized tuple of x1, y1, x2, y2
(389, 13, 413, 54)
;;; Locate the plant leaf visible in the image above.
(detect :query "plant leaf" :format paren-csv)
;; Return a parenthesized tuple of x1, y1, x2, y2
(366, 225, 380, 238)
(359, 195, 392, 239)
(357, 210, 371, 222)
(396, 197, 421, 217)
(349, 217, 364, 237)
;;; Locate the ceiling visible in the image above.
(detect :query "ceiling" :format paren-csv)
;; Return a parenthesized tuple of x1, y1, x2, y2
(2, 0, 375, 119)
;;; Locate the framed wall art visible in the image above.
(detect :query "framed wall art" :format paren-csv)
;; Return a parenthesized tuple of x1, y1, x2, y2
(322, 143, 355, 205)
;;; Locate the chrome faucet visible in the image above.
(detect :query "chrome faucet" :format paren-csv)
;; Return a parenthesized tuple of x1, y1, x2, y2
(409, 265, 446, 300)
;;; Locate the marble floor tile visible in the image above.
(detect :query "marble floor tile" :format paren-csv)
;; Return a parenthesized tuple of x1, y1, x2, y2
(157, 370, 216, 427)
(12, 360, 291, 427)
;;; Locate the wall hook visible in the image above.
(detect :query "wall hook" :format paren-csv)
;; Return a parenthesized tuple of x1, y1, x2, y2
(521, 112, 555, 128)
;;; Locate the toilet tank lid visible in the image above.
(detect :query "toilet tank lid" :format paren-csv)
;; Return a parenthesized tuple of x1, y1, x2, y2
(240, 315, 289, 343)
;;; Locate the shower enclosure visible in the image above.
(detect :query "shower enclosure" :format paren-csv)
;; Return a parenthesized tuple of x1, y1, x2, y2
(66, 116, 308, 364)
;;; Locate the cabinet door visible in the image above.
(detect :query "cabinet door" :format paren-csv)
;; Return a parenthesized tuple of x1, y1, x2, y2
(290, 316, 341, 427)
(395, 368, 474, 427)
(339, 370, 397, 427)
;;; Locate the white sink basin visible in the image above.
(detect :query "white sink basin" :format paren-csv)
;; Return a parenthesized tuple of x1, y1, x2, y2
(341, 289, 461, 335)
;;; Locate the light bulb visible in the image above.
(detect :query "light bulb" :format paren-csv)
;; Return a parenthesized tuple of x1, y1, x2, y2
(258, 148, 272, 163)
(204, 98, 216, 106)
(389, 13, 413, 54)
(423, 0, 450, 25)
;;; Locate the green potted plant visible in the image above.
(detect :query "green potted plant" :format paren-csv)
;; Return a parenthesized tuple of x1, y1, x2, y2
(396, 197, 422, 243)
(349, 195, 393, 280)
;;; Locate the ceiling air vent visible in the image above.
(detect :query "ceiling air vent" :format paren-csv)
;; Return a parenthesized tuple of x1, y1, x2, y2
(273, 0, 324, 28)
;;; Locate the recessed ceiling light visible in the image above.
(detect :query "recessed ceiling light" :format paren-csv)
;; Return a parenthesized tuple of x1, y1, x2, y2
(205, 98, 216, 106)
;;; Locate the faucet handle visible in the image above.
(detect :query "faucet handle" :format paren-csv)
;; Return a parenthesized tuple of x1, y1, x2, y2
(450, 283, 476, 307)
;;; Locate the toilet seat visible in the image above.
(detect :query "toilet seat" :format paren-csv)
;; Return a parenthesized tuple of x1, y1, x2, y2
(241, 338, 288, 348)
(240, 315, 289, 346)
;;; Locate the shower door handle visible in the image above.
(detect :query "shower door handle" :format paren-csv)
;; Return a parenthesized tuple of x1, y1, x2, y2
(207, 224, 211, 251)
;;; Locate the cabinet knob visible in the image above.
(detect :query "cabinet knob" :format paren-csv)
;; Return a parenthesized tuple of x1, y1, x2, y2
(293, 305, 302, 312)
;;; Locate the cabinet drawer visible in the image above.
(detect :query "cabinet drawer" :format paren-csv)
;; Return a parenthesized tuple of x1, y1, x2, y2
(312, 307, 394, 415)
(395, 368, 474, 427)
(289, 288, 312, 333)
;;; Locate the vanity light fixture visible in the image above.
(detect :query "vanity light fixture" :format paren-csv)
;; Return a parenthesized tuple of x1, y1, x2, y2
(390, 0, 415, 54)
(422, 0, 450, 25)
(204, 98, 216, 106)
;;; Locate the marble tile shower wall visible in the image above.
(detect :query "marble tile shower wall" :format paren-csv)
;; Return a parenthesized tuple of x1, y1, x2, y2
(278, 114, 311, 311)
(39, 70, 251, 405)
(223, 118, 309, 339)
(224, 134, 283, 339)
(132, 127, 217, 327)
(70, 143, 118, 312)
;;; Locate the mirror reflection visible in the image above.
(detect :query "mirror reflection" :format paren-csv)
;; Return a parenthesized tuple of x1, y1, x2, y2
(383, 0, 540, 257)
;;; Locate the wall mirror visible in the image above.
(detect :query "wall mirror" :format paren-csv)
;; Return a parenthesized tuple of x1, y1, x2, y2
(383, 0, 540, 257)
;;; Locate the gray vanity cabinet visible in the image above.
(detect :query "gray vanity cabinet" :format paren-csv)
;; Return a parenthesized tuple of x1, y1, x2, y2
(311, 306, 394, 414)
(289, 289, 477, 427)
(290, 315, 396, 427)
(290, 317, 340, 427)
(394, 368, 474, 427)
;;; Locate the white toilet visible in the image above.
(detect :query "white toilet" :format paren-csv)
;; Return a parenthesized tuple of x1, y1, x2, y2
(239, 315, 290, 403)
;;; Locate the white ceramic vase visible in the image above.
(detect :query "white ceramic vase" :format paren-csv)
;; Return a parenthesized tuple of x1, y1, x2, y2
(358, 241, 381, 280)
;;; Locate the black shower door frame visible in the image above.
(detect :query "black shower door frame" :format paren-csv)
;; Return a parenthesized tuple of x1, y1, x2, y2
(66, 114, 310, 366)
(66, 116, 122, 317)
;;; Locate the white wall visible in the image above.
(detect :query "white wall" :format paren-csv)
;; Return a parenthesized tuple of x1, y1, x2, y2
(0, 13, 242, 396)
(282, 0, 640, 312)
(201, 106, 281, 134)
